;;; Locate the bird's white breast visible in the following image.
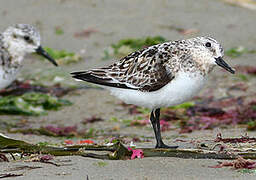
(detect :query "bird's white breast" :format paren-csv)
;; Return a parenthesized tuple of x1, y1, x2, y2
(107, 71, 207, 109)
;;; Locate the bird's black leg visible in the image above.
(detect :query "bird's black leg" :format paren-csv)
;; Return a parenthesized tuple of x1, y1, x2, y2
(150, 108, 178, 149)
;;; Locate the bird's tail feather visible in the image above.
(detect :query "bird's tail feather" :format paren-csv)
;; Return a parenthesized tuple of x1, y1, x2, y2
(71, 70, 135, 89)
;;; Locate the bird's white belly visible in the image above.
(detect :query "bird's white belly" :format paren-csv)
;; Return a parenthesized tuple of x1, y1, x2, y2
(107, 71, 207, 109)
(0, 67, 20, 90)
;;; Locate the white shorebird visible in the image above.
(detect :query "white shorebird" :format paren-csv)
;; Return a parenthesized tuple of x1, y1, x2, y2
(71, 36, 235, 148)
(0, 24, 58, 90)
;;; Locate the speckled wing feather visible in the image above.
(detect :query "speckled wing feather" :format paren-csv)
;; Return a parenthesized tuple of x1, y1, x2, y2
(0, 34, 7, 66)
(0, 34, 5, 65)
(72, 41, 193, 92)
(0, 34, 11, 68)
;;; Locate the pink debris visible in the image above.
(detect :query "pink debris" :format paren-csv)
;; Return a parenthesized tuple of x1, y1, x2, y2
(128, 147, 144, 160)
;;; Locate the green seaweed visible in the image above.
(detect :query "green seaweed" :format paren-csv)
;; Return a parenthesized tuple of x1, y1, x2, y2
(103, 36, 167, 59)
(55, 27, 64, 35)
(238, 169, 256, 174)
(247, 121, 256, 131)
(237, 74, 249, 82)
(24, 68, 77, 87)
(121, 119, 132, 126)
(45, 47, 75, 59)
(0, 92, 72, 116)
(169, 101, 195, 110)
(94, 161, 108, 167)
(112, 36, 166, 52)
(41, 47, 82, 65)
(109, 117, 119, 122)
(226, 46, 256, 58)
(137, 107, 151, 115)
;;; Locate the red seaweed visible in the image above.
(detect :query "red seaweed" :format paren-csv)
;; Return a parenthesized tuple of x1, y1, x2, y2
(234, 65, 256, 75)
(214, 133, 256, 143)
(0, 80, 73, 97)
(210, 156, 256, 169)
(44, 125, 77, 136)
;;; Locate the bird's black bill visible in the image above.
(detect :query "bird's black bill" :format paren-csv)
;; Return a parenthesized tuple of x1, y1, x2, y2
(215, 57, 235, 74)
(36, 46, 58, 66)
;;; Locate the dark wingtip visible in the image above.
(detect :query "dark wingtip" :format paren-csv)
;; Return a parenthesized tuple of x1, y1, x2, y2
(70, 71, 84, 75)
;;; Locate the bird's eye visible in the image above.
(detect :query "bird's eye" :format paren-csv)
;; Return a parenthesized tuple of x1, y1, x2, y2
(24, 36, 30, 41)
(13, 34, 17, 39)
(205, 42, 211, 48)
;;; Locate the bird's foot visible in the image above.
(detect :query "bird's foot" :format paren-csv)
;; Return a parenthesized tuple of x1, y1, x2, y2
(155, 142, 178, 149)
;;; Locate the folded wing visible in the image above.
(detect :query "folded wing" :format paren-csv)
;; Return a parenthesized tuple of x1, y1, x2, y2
(71, 45, 176, 92)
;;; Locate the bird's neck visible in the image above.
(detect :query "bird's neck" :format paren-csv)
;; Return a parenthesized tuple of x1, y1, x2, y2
(197, 62, 216, 75)
(2, 34, 25, 65)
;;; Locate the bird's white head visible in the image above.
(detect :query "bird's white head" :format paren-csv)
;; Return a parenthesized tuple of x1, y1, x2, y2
(3, 24, 41, 55)
(190, 36, 235, 74)
(2, 24, 58, 66)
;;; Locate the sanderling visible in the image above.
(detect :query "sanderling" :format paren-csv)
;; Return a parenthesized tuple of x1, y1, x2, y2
(0, 24, 58, 89)
(71, 36, 235, 148)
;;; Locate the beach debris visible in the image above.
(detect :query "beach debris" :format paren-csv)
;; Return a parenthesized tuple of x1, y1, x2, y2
(102, 36, 167, 59)
(160, 120, 171, 131)
(234, 65, 256, 75)
(0, 92, 72, 116)
(225, 46, 256, 58)
(64, 139, 95, 145)
(128, 147, 144, 160)
(74, 28, 98, 38)
(158, 25, 199, 35)
(42, 125, 77, 137)
(210, 156, 256, 169)
(0, 173, 23, 178)
(55, 26, 64, 35)
(0, 80, 74, 97)
(39, 47, 82, 65)
(121, 96, 256, 133)
(0, 153, 9, 162)
(214, 133, 256, 143)
(82, 116, 104, 124)
(223, 0, 256, 10)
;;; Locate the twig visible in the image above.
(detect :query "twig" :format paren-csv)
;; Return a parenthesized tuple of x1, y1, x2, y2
(0, 173, 23, 179)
